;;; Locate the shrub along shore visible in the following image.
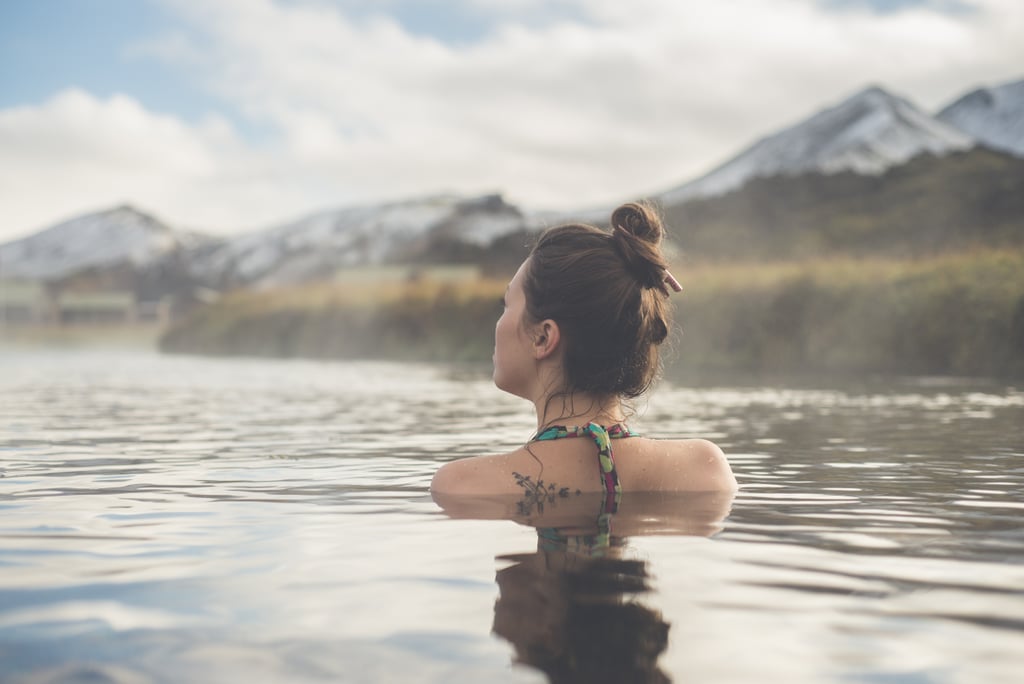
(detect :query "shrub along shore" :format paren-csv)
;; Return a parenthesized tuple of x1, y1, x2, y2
(159, 249, 1024, 379)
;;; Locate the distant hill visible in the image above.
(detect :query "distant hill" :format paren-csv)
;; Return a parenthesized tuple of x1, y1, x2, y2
(659, 147, 1024, 260)
(938, 78, 1024, 157)
(187, 194, 530, 289)
(657, 86, 973, 205)
(0, 205, 210, 282)
(0, 205, 215, 316)
(0, 195, 534, 305)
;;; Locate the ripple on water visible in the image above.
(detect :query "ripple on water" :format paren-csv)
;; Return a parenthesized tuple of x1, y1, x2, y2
(1, 352, 1023, 682)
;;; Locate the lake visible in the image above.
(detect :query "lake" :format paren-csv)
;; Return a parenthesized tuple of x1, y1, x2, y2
(1, 350, 1022, 683)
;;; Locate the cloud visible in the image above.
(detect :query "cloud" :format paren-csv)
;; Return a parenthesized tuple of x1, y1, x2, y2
(0, 89, 312, 234)
(1, 0, 1022, 239)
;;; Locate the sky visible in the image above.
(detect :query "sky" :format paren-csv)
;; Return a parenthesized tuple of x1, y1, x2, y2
(0, 0, 1022, 242)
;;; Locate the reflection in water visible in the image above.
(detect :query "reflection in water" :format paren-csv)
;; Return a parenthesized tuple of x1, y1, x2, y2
(494, 547, 668, 684)
(435, 490, 735, 684)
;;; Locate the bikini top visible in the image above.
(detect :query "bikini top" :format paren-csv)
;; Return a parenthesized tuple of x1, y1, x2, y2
(530, 422, 639, 556)
(530, 422, 639, 511)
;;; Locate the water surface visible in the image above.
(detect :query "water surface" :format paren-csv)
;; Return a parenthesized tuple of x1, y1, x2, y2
(1, 350, 1022, 683)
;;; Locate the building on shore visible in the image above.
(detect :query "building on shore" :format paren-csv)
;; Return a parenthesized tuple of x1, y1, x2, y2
(0, 279, 171, 327)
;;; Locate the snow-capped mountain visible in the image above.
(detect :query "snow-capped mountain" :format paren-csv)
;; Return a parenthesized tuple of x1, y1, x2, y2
(0, 205, 210, 281)
(937, 78, 1024, 157)
(4, 77, 1020, 295)
(0, 195, 529, 290)
(659, 86, 974, 205)
(190, 193, 528, 288)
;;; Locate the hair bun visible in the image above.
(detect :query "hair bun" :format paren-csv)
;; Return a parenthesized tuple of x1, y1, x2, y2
(610, 202, 669, 292)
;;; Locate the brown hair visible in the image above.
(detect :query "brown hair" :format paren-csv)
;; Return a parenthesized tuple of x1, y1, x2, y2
(522, 201, 673, 399)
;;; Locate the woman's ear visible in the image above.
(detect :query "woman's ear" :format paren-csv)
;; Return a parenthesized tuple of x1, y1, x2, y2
(531, 319, 561, 360)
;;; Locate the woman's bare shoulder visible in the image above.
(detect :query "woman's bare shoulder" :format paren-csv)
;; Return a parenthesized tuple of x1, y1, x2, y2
(430, 448, 528, 496)
(634, 437, 737, 492)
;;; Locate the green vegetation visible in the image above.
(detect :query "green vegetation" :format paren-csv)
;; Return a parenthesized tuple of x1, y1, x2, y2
(673, 249, 1024, 377)
(159, 279, 505, 362)
(663, 148, 1024, 260)
(160, 249, 1024, 378)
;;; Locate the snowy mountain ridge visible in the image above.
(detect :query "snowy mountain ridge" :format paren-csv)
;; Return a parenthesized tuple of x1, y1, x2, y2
(0, 205, 209, 281)
(190, 193, 527, 288)
(0, 195, 528, 288)
(659, 86, 975, 205)
(937, 78, 1024, 157)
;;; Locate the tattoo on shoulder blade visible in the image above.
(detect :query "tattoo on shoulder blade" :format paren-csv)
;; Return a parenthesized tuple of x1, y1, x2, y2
(512, 471, 580, 515)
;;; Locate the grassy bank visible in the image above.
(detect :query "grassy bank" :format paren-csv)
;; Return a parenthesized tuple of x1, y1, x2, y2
(160, 249, 1024, 378)
(159, 279, 506, 362)
(674, 249, 1024, 377)
(0, 323, 164, 350)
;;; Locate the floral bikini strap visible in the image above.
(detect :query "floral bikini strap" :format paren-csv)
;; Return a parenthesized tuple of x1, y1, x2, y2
(531, 422, 638, 511)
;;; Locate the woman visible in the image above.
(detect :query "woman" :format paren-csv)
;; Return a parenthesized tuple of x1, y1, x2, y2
(431, 201, 736, 499)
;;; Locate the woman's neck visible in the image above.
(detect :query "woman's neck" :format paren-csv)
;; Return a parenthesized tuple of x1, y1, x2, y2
(533, 391, 625, 430)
